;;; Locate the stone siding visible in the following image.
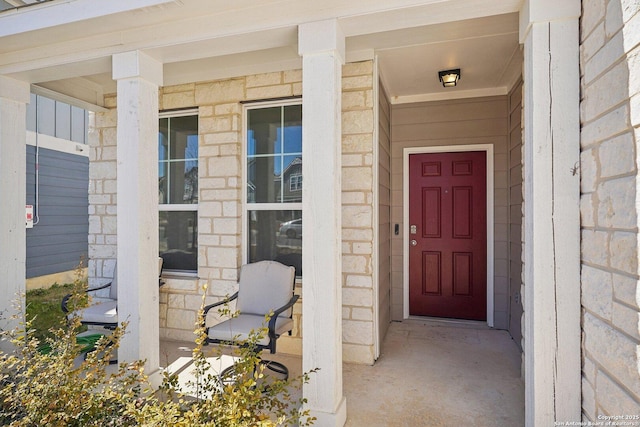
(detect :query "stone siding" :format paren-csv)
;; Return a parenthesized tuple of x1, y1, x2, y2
(89, 62, 377, 364)
(87, 94, 118, 291)
(580, 0, 640, 419)
(342, 61, 376, 364)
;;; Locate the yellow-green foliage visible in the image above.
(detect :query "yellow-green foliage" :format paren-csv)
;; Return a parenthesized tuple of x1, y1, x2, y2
(0, 269, 315, 427)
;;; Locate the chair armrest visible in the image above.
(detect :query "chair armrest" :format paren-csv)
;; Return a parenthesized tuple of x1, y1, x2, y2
(87, 282, 113, 293)
(267, 294, 299, 336)
(61, 294, 73, 313)
(61, 281, 112, 313)
(202, 291, 239, 326)
(202, 292, 239, 315)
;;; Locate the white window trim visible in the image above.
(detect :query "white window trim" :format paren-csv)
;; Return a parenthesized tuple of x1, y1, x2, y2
(158, 204, 198, 212)
(159, 108, 199, 119)
(242, 99, 303, 266)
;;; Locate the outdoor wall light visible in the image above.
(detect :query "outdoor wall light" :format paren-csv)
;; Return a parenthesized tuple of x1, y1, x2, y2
(438, 69, 461, 87)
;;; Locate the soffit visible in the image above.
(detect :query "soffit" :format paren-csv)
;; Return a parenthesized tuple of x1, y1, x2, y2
(0, 0, 522, 106)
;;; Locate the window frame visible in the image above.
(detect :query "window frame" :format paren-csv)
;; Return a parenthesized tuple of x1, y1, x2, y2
(158, 108, 199, 276)
(242, 99, 303, 271)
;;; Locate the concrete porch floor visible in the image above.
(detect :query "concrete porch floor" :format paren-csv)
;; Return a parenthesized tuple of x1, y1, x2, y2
(160, 319, 524, 426)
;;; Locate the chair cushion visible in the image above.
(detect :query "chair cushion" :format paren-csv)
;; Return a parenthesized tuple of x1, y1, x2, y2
(236, 261, 295, 317)
(73, 299, 117, 324)
(108, 265, 118, 300)
(207, 314, 293, 347)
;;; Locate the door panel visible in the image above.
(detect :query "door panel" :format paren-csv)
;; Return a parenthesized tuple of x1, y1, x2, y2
(453, 252, 472, 296)
(422, 251, 441, 295)
(452, 186, 472, 238)
(422, 188, 441, 237)
(409, 151, 487, 320)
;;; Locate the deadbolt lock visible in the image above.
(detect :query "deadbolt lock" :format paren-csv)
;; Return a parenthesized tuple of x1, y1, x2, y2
(410, 225, 417, 235)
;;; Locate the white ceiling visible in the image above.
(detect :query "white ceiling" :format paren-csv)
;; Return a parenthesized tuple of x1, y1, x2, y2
(0, 0, 522, 107)
(363, 13, 521, 103)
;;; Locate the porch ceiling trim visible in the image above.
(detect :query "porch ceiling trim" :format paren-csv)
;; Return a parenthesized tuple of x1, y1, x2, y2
(391, 87, 508, 105)
(31, 84, 108, 113)
(0, 0, 175, 38)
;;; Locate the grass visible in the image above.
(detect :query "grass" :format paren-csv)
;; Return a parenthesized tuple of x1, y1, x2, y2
(26, 283, 79, 343)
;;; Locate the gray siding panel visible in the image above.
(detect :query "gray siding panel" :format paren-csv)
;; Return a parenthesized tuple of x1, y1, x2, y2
(378, 80, 392, 343)
(508, 80, 524, 350)
(26, 145, 89, 279)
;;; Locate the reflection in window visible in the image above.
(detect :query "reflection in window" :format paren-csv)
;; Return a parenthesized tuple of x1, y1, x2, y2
(26, 93, 89, 144)
(246, 102, 302, 276)
(159, 115, 198, 205)
(159, 112, 198, 273)
(248, 210, 302, 276)
(289, 174, 302, 192)
(159, 211, 198, 271)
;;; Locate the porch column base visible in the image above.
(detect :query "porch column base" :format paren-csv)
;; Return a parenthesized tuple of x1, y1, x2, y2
(147, 368, 165, 390)
(306, 397, 347, 427)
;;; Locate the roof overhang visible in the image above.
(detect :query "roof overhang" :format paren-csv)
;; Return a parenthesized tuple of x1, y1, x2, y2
(0, 0, 523, 107)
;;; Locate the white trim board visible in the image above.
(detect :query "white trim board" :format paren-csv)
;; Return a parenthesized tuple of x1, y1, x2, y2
(372, 55, 380, 360)
(26, 131, 89, 158)
(402, 144, 495, 327)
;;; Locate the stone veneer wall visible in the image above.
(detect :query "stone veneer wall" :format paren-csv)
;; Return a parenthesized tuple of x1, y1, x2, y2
(341, 61, 376, 364)
(88, 96, 118, 289)
(580, 0, 640, 418)
(89, 61, 377, 364)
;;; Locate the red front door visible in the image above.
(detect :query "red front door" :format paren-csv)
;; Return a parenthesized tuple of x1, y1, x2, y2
(409, 151, 487, 320)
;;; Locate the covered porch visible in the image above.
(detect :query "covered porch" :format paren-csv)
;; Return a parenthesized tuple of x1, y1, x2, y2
(160, 319, 524, 426)
(0, 1, 580, 426)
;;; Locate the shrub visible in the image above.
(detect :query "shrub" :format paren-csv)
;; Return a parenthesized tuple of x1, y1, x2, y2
(0, 269, 144, 426)
(131, 286, 316, 427)
(0, 272, 314, 427)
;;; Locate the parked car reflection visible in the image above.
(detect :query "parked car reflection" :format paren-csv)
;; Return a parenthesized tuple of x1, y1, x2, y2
(278, 218, 301, 239)
(276, 219, 302, 250)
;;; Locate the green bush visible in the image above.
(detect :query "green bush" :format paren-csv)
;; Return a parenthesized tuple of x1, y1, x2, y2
(0, 273, 315, 427)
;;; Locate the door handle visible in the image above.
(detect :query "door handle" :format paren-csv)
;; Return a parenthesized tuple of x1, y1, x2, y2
(411, 239, 417, 246)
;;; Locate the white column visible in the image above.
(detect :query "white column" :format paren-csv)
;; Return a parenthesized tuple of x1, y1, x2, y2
(519, 1, 581, 425)
(112, 51, 162, 369)
(0, 76, 30, 351)
(299, 19, 347, 427)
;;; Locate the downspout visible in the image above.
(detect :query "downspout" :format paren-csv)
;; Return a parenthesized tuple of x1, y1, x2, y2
(33, 95, 40, 226)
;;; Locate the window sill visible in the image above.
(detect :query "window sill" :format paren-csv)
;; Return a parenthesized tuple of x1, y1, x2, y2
(161, 271, 198, 279)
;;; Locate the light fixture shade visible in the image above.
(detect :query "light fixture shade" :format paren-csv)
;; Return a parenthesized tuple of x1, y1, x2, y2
(438, 69, 461, 87)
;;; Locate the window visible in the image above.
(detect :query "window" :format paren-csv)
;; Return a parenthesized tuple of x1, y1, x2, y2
(289, 174, 302, 192)
(26, 93, 89, 144)
(159, 112, 198, 273)
(245, 102, 302, 276)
